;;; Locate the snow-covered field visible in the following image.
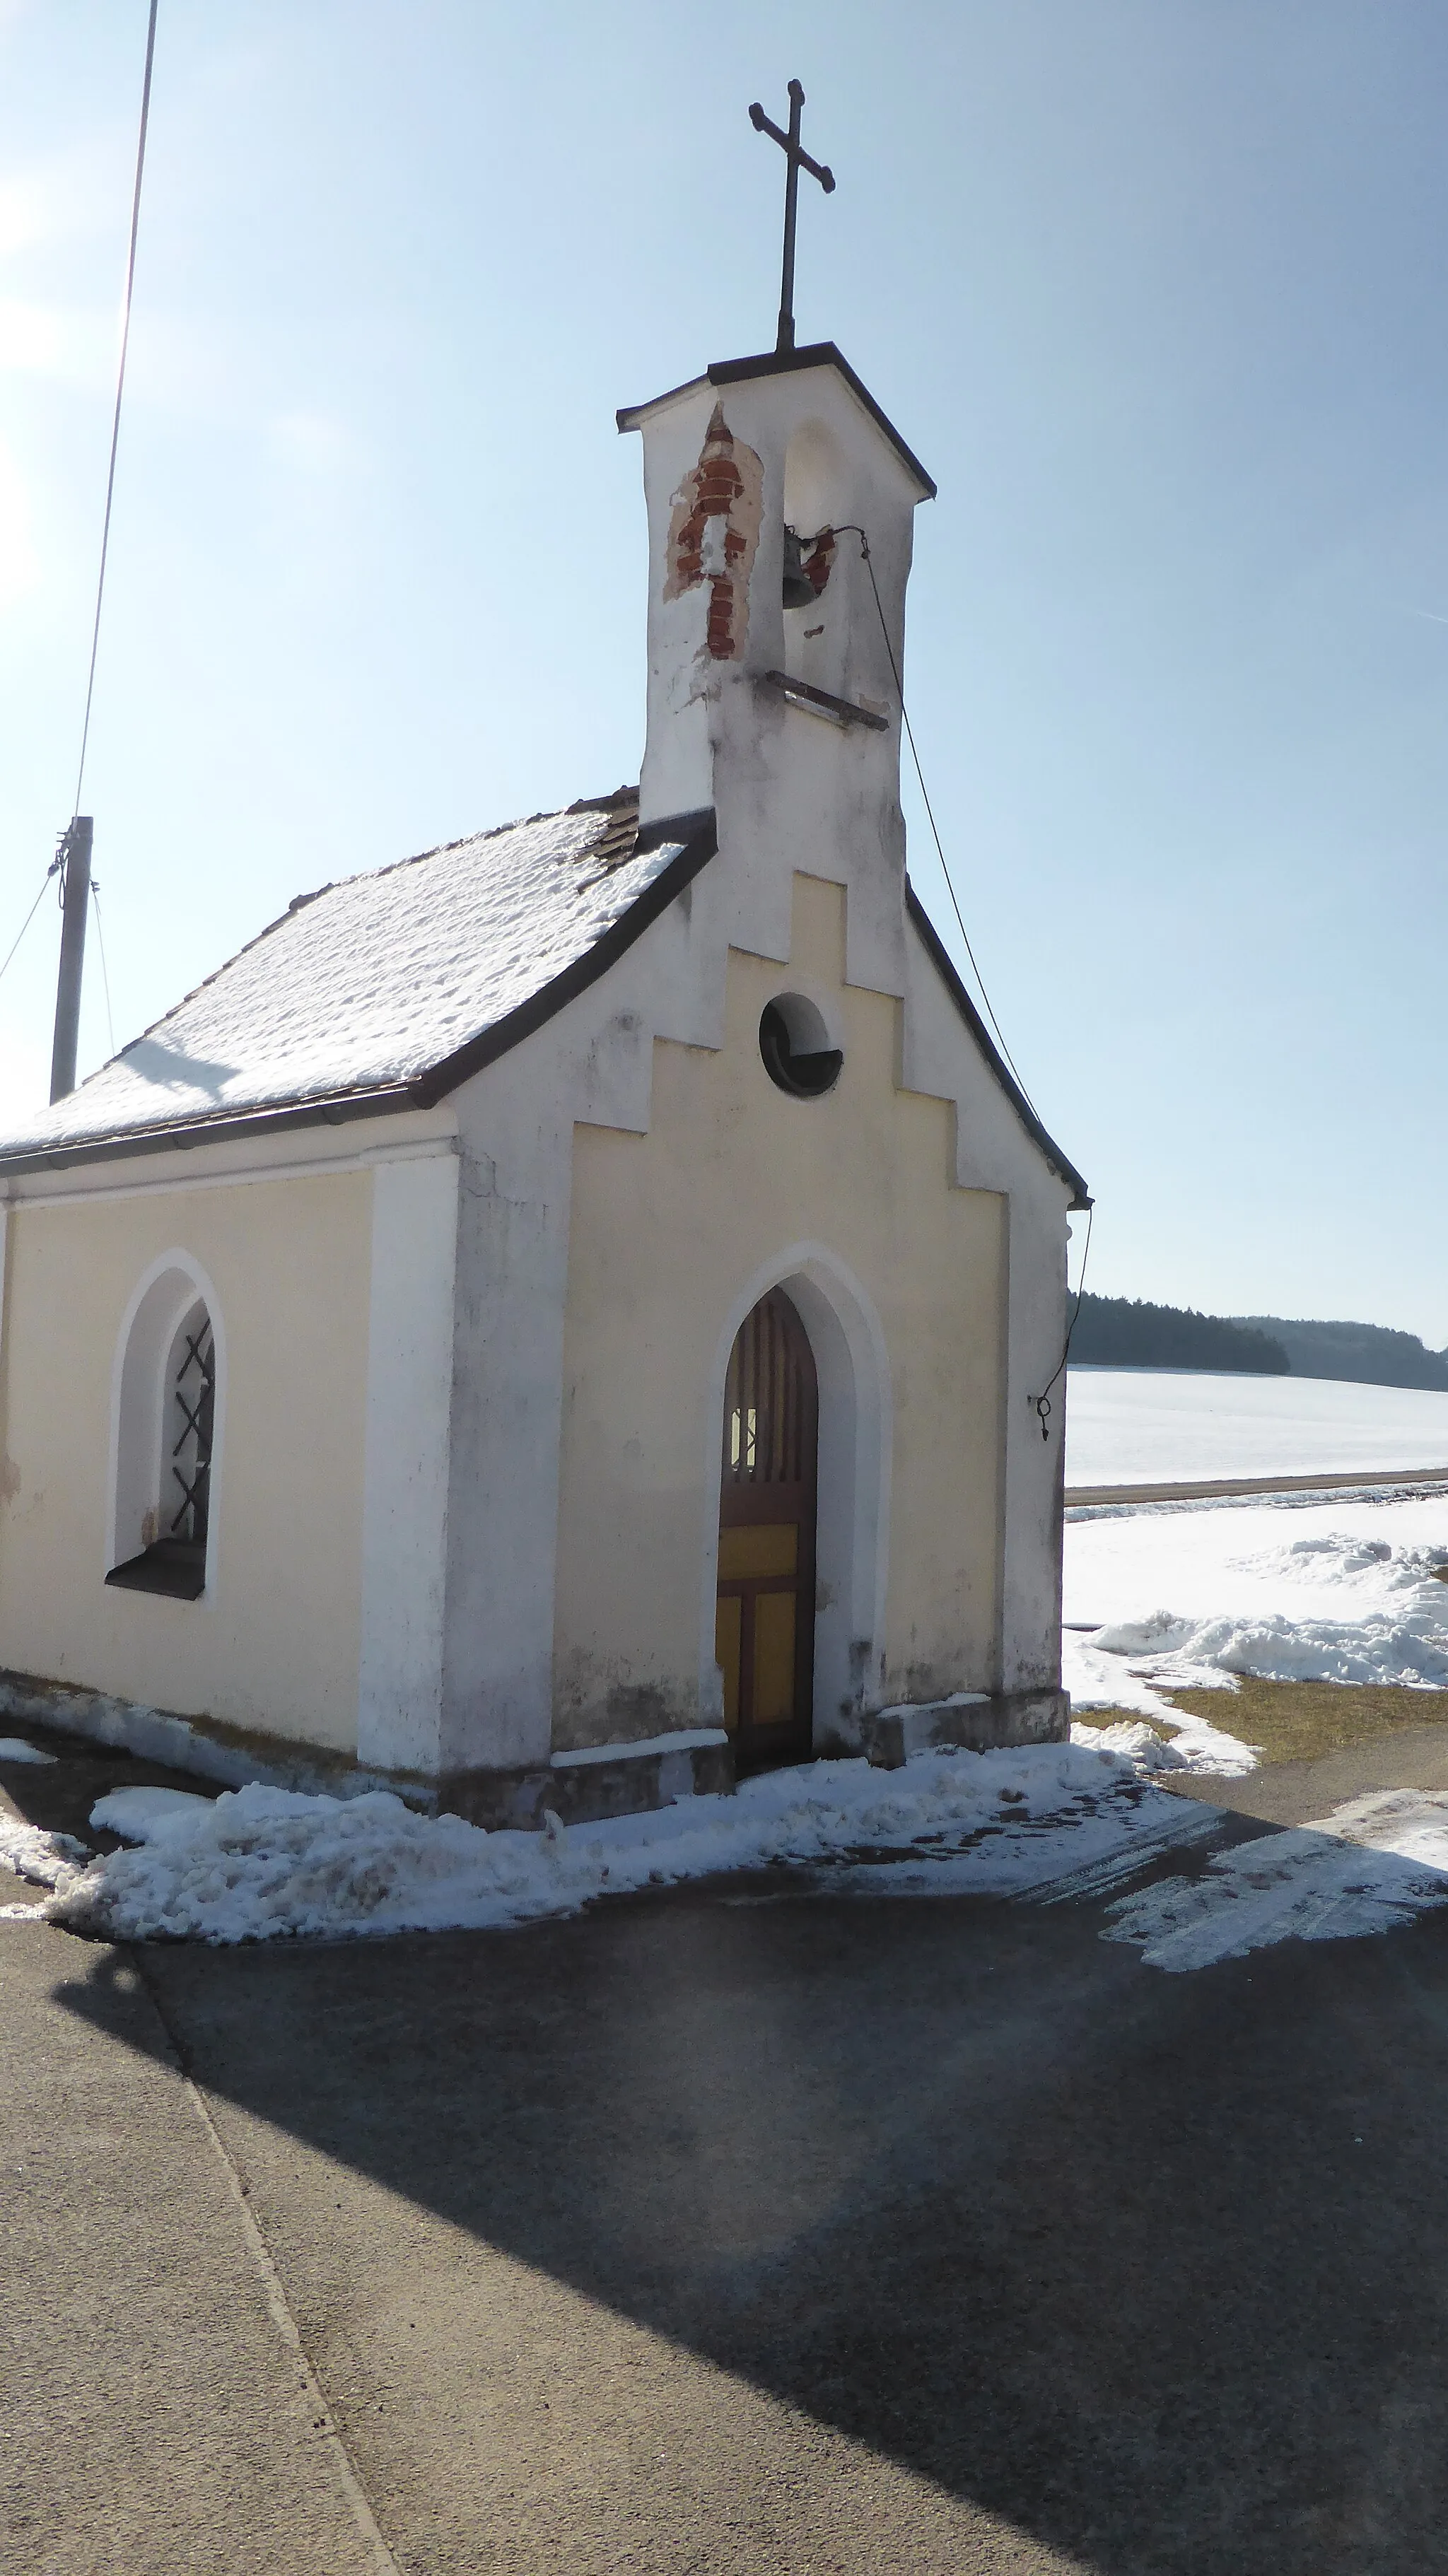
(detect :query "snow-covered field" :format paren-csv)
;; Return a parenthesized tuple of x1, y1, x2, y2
(1065, 1368, 1448, 1491)
(1064, 1489, 1448, 1721)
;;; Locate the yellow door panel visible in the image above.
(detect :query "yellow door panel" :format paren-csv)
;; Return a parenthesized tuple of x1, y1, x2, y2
(752, 1591, 797, 1726)
(717, 1523, 798, 1581)
(715, 1593, 742, 1733)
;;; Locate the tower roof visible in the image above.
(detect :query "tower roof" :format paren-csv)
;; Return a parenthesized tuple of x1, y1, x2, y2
(617, 342, 936, 501)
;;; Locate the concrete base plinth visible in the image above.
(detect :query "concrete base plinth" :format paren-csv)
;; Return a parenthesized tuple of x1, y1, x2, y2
(863, 1687, 1070, 1771)
(440, 1735, 735, 1831)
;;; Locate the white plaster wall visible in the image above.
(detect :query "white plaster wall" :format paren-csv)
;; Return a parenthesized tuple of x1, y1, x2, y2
(900, 915, 1075, 1690)
(0, 1161, 376, 1748)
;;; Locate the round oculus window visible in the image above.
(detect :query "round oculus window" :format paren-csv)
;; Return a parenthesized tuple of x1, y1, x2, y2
(759, 994, 843, 1099)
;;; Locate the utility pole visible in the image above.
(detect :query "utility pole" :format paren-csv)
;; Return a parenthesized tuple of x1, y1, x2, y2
(49, 816, 93, 1104)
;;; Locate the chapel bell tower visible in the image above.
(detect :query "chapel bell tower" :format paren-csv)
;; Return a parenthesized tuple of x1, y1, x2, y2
(616, 86, 936, 894)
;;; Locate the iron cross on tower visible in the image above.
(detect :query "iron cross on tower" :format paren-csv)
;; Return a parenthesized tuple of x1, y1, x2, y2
(749, 79, 835, 354)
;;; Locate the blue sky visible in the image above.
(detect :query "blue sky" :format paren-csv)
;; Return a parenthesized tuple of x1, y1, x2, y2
(3, 1, 1447, 1340)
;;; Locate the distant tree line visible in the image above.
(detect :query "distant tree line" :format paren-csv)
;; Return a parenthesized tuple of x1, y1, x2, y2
(1070, 1295, 1288, 1374)
(1070, 1295, 1448, 1388)
(1232, 1316, 1448, 1392)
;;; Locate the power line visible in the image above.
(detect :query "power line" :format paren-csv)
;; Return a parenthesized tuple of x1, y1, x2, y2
(826, 521, 1090, 1444)
(834, 524, 1042, 1118)
(73, 0, 159, 815)
(90, 880, 117, 1057)
(0, 850, 65, 996)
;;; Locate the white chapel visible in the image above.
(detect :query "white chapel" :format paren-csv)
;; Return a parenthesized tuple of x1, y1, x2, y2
(0, 333, 1088, 1824)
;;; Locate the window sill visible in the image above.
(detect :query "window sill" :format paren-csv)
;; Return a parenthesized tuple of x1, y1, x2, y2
(106, 1541, 207, 1602)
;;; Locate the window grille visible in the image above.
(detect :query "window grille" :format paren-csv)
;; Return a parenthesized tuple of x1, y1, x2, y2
(168, 1317, 214, 1548)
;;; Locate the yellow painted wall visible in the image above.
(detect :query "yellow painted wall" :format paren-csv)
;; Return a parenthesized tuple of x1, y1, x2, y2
(554, 873, 1006, 1747)
(0, 1170, 371, 1748)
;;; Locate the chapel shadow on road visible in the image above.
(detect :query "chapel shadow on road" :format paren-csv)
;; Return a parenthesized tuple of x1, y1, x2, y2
(49, 1873, 1448, 2576)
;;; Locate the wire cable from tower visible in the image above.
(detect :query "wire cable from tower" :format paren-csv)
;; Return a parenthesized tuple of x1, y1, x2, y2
(827, 522, 1042, 1118)
(825, 522, 1090, 1441)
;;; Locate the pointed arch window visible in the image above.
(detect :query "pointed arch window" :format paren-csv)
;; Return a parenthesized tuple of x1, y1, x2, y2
(107, 1266, 221, 1603)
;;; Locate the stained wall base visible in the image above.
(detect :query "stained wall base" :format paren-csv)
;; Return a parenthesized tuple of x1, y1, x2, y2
(0, 1668, 1073, 1830)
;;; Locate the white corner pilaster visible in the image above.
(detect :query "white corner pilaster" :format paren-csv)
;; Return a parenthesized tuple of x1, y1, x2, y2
(356, 1148, 460, 1774)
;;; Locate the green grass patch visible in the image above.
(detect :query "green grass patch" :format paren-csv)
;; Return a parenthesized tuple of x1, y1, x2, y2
(1075, 1681, 1448, 1767)
(1161, 1678, 1448, 1767)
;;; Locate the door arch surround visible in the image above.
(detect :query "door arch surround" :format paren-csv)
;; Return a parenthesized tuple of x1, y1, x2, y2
(701, 1243, 892, 1760)
(716, 1287, 819, 1767)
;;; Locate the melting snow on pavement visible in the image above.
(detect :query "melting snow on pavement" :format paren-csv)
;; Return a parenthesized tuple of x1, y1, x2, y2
(0, 1738, 58, 1764)
(1063, 1490, 1448, 1742)
(1104, 1790, 1448, 1972)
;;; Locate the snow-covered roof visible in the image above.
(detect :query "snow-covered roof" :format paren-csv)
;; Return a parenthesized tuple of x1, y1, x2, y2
(0, 793, 714, 1173)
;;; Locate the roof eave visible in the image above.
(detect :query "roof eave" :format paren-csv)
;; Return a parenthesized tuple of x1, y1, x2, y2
(905, 880, 1091, 1209)
(0, 1083, 425, 1181)
(0, 809, 720, 1183)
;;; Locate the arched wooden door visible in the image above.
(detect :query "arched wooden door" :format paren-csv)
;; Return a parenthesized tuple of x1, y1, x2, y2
(716, 1287, 818, 1771)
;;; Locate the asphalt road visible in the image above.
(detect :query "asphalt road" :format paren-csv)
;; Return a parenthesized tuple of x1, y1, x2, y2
(7, 1736, 1448, 2575)
(1165, 1719, 1448, 1825)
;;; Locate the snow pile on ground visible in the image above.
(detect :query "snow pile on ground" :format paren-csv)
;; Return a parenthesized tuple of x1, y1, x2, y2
(1065, 1367, 1448, 1492)
(90, 1786, 215, 1839)
(0, 1738, 58, 1764)
(1105, 1789, 1448, 1972)
(1069, 1716, 1188, 1770)
(1071, 1690, 1258, 1772)
(11, 1745, 1214, 1945)
(11, 1738, 1448, 1974)
(1063, 1493, 1448, 1742)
